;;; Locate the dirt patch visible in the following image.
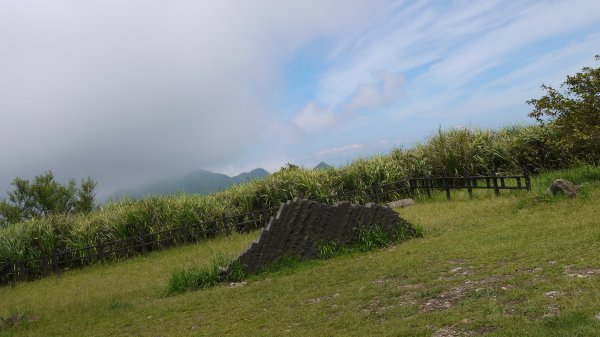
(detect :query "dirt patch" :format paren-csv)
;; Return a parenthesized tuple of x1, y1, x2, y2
(228, 281, 247, 288)
(359, 298, 395, 316)
(302, 292, 339, 305)
(542, 305, 562, 318)
(448, 266, 470, 275)
(0, 314, 39, 331)
(544, 290, 564, 298)
(564, 265, 600, 278)
(420, 285, 469, 312)
(515, 266, 543, 273)
(432, 326, 471, 337)
(448, 258, 466, 264)
(420, 278, 498, 312)
(475, 325, 497, 335)
(444, 259, 473, 276)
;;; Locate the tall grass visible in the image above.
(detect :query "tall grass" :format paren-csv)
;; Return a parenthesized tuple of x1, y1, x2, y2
(167, 253, 236, 294)
(0, 125, 590, 265)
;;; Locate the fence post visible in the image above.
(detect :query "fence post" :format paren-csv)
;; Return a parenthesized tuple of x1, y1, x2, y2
(16, 260, 23, 282)
(97, 241, 105, 263)
(10, 260, 17, 285)
(140, 233, 147, 254)
(42, 255, 50, 275)
(464, 170, 473, 199)
(222, 213, 230, 235)
(523, 167, 531, 192)
(408, 179, 415, 197)
(492, 170, 500, 197)
(444, 177, 451, 200)
(177, 227, 185, 245)
(425, 177, 431, 198)
(51, 250, 61, 276)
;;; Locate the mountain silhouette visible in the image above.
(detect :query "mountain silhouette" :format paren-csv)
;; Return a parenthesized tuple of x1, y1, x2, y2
(313, 162, 333, 170)
(113, 168, 269, 199)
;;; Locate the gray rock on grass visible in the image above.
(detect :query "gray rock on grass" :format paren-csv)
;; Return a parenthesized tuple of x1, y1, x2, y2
(546, 179, 578, 198)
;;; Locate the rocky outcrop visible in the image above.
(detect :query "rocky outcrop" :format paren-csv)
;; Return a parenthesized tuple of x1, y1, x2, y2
(227, 198, 418, 275)
(547, 179, 578, 198)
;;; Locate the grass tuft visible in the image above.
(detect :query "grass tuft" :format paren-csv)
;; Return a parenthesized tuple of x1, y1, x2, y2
(167, 253, 232, 294)
(355, 225, 391, 251)
(316, 241, 339, 259)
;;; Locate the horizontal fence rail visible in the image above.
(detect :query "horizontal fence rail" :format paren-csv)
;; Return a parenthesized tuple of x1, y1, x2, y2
(0, 171, 530, 285)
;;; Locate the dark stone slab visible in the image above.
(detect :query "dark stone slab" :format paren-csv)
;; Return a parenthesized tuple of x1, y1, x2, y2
(228, 198, 418, 275)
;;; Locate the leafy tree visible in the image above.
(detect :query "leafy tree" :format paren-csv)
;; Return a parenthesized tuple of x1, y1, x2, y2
(0, 171, 97, 226)
(527, 55, 600, 162)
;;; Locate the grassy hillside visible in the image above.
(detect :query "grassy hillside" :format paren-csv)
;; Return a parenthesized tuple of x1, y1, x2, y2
(1, 125, 583, 266)
(1, 167, 599, 336)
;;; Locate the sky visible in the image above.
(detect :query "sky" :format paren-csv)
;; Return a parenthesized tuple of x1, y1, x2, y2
(1, 0, 599, 199)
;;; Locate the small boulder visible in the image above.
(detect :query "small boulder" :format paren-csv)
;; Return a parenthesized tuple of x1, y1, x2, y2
(546, 179, 578, 198)
(387, 198, 415, 208)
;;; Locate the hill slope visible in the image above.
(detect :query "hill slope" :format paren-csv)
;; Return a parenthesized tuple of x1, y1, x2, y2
(2, 171, 600, 336)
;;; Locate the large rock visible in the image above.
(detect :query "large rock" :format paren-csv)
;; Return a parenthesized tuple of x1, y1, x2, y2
(226, 198, 418, 275)
(546, 179, 578, 198)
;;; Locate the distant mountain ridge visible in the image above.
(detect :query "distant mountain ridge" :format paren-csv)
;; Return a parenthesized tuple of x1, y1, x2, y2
(314, 162, 333, 170)
(113, 168, 269, 199)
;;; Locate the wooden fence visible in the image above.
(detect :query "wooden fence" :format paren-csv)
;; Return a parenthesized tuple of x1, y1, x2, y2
(0, 171, 530, 285)
(0, 207, 279, 285)
(335, 171, 530, 204)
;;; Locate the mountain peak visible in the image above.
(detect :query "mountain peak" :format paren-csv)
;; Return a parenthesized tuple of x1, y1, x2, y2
(314, 162, 333, 170)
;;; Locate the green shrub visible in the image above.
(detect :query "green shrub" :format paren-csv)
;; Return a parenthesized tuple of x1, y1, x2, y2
(0, 171, 96, 226)
(528, 55, 600, 163)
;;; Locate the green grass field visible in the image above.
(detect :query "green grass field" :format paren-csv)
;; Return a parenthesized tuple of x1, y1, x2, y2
(1, 167, 600, 336)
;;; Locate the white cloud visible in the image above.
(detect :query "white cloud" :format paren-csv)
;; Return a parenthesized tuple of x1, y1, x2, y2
(283, 0, 600, 170)
(292, 103, 336, 131)
(2, 0, 598, 198)
(343, 71, 404, 112)
(315, 143, 364, 157)
(289, 71, 404, 135)
(0, 0, 384, 196)
(317, 0, 600, 108)
(414, 0, 600, 93)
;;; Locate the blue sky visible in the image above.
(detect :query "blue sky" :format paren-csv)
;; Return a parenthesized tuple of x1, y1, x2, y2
(0, 0, 599, 197)
(236, 0, 600, 174)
